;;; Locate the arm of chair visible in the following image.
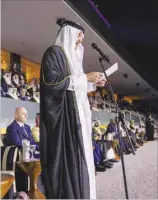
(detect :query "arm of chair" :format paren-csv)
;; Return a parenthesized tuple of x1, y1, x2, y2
(1, 146, 22, 193)
(1, 146, 22, 171)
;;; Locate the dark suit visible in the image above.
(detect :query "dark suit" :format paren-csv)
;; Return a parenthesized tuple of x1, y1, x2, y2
(145, 118, 154, 141)
(1, 78, 9, 95)
(93, 141, 102, 166)
(3, 120, 39, 193)
(19, 96, 30, 101)
(4, 120, 39, 150)
(106, 123, 119, 138)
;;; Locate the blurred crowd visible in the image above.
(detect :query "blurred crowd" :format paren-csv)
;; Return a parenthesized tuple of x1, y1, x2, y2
(1, 63, 158, 125)
(88, 88, 158, 123)
(1, 62, 40, 103)
(88, 90, 115, 112)
(92, 113, 155, 172)
(88, 89, 136, 113)
(2, 106, 156, 175)
(0, 105, 156, 196)
(88, 90, 138, 113)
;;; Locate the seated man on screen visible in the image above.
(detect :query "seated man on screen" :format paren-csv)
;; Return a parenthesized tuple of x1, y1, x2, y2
(3, 107, 39, 151)
(139, 121, 146, 141)
(92, 119, 104, 140)
(18, 77, 28, 92)
(32, 91, 40, 103)
(1, 72, 12, 95)
(3, 107, 39, 193)
(19, 87, 30, 101)
(92, 130, 113, 172)
(129, 120, 140, 148)
(6, 87, 19, 99)
(104, 119, 120, 161)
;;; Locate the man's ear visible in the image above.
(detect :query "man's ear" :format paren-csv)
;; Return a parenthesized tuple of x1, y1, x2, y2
(14, 112, 18, 120)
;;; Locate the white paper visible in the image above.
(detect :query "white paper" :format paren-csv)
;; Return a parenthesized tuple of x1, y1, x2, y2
(100, 63, 118, 80)
(106, 148, 115, 159)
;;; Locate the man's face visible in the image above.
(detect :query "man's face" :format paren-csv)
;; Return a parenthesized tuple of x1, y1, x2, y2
(76, 31, 84, 47)
(20, 88, 26, 97)
(36, 115, 40, 127)
(13, 63, 18, 71)
(14, 75, 19, 79)
(9, 87, 17, 95)
(34, 92, 39, 98)
(20, 79, 25, 85)
(4, 73, 11, 79)
(3, 73, 11, 85)
(16, 108, 27, 123)
(13, 75, 19, 84)
(110, 119, 115, 124)
(94, 122, 99, 127)
(130, 121, 134, 126)
(119, 121, 122, 126)
(95, 92, 101, 98)
(30, 79, 36, 86)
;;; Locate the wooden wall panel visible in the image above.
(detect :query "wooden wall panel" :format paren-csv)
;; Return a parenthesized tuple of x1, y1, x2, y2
(1, 49, 10, 71)
(21, 57, 40, 83)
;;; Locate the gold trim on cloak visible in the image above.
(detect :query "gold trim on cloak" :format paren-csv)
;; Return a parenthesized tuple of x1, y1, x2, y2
(42, 45, 70, 86)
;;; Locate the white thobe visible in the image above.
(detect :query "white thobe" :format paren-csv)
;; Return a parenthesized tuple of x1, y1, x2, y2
(68, 74, 96, 199)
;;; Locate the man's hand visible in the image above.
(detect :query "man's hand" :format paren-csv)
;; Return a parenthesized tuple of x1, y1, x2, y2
(96, 80, 106, 87)
(86, 72, 103, 83)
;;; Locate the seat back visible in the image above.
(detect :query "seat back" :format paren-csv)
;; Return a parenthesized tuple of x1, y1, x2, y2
(0, 136, 4, 147)
(1, 146, 21, 172)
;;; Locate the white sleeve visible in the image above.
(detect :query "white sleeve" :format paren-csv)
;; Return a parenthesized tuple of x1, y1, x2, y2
(87, 82, 96, 93)
(67, 74, 87, 91)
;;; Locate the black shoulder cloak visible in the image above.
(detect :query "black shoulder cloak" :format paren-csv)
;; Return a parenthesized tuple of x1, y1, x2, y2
(40, 46, 90, 199)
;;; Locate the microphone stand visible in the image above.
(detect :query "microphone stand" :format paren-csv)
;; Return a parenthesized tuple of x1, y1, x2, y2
(98, 57, 136, 199)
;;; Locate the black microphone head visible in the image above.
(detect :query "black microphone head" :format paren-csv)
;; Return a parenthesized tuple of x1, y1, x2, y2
(91, 43, 97, 49)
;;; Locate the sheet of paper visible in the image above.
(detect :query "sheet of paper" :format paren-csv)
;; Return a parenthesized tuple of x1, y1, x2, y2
(100, 63, 118, 80)
(105, 63, 118, 77)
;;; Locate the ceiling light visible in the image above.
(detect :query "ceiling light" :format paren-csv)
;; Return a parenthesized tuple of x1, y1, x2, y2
(136, 83, 140, 87)
(123, 73, 128, 78)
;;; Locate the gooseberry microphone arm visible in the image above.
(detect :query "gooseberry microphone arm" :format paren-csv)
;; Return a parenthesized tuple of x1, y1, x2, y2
(91, 43, 136, 199)
(99, 57, 136, 200)
(98, 57, 135, 155)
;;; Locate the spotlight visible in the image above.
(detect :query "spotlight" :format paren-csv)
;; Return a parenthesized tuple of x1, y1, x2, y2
(123, 73, 128, 78)
(145, 89, 149, 93)
(152, 94, 156, 97)
(136, 83, 140, 87)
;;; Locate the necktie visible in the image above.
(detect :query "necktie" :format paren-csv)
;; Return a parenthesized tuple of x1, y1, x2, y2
(21, 126, 28, 137)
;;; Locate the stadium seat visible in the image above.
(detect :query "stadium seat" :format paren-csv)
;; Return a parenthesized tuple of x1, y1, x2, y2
(1, 146, 22, 193)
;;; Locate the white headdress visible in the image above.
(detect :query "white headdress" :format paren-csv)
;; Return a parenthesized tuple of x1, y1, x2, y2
(55, 20, 84, 76)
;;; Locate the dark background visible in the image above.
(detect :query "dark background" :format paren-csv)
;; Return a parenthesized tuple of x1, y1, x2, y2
(67, 0, 158, 94)
(94, 0, 158, 91)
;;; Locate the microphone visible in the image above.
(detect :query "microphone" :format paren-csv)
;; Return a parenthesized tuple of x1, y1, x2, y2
(91, 43, 98, 50)
(91, 43, 111, 64)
